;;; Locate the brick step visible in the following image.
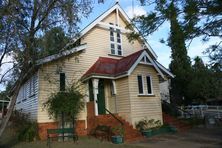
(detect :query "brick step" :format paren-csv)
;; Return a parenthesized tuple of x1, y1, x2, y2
(94, 114, 143, 142)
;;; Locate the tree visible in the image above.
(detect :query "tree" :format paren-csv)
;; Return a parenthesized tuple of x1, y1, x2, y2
(135, 0, 222, 104)
(134, 0, 192, 104)
(183, 0, 222, 70)
(168, 2, 192, 105)
(187, 57, 210, 103)
(37, 27, 70, 58)
(0, 0, 93, 137)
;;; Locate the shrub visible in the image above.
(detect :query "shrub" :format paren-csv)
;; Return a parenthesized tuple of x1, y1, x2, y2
(136, 118, 161, 132)
(10, 110, 39, 142)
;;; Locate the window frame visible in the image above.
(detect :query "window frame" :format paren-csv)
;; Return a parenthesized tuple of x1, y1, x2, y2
(146, 75, 153, 95)
(109, 24, 123, 56)
(137, 75, 144, 95)
(60, 73, 66, 91)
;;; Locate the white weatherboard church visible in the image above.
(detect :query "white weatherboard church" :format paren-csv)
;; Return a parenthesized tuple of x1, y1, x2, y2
(15, 2, 173, 141)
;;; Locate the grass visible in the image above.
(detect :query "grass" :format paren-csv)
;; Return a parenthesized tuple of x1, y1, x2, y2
(0, 127, 143, 148)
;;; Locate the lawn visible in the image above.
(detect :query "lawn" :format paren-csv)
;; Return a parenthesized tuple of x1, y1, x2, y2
(0, 128, 143, 148)
(1, 125, 221, 148)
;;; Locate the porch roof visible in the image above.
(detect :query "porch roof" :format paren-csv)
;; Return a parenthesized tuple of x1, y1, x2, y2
(82, 50, 144, 79)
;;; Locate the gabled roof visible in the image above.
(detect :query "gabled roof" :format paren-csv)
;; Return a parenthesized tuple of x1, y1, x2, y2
(82, 49, 170, 80)
(83, 50, 144, 79)
(73, 3, 158, 59)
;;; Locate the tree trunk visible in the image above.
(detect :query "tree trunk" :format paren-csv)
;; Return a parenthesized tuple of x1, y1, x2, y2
(0, 81, 21, 137)
(0, 66, 36, 137)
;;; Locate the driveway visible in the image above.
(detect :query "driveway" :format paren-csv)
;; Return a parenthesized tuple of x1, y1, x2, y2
(131, 126, 222, 148)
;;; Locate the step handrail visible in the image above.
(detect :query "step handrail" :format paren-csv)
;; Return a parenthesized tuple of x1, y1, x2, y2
(105, 108, 124, 126)
(162, 100, 193, 116)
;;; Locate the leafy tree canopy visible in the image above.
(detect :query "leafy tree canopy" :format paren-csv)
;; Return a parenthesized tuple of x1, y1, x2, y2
(134, 0, 222, 104)
(0, 0, 94, 137)
(37, 27, 70, 58)
(136, 0, 222, 69)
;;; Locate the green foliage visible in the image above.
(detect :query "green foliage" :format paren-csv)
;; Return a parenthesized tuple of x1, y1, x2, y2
(168, 2, 192, 105)
(183, 0, 222, 68)
(10, 110, 39, 142)
(0, 0, 93, 86)
(44, 84, 85, 121)
(186, 57, 222, 103)
(133, 1, 192, 104)
(134, 0, 222, 105)
(112, 126, 124, 136)
(136, 118, 161, 132)
(37, 27, 70, 58)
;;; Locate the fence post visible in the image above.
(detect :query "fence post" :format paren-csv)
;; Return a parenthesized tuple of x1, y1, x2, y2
(180, 106, 184, 118)
(200, 107, 204, 118)
(217, 106, 220, 118)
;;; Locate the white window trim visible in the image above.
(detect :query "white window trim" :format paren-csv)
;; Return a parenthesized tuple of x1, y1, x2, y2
(109, 24, 123, 56)
(146, 75, 154, 95)
(110, 26, 116, 55)
(137, 75, 145, 95)
(116, 29, 123, 56)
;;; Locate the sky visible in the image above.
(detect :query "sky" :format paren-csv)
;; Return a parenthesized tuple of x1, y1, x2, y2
(0, 0, 220, 91)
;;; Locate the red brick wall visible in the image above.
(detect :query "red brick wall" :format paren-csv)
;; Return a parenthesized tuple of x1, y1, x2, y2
(87, 101, 96, 134)
(38, 122, 58, 140)
(76, 120, 87, 136)
(38, 120, 86, 140)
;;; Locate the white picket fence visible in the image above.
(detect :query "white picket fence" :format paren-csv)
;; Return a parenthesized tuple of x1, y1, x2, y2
(179, 105, 222, 119)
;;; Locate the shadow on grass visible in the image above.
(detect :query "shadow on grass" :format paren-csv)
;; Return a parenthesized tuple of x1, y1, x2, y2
(0, 128, 20, 148)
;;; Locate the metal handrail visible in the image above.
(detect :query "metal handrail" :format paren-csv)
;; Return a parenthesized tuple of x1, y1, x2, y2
(105, 108, 124, 126)
(162, 100, 193, 116)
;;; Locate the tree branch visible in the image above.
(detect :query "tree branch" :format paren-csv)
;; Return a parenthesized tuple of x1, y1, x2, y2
(34, 0, 58, 33)
(0, 35, 10, 67)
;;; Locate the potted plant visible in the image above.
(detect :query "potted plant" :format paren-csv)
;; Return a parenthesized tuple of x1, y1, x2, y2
(136, 118, 167, 137)
(111, 126, 124, 144)
(136, 118, 152, 137)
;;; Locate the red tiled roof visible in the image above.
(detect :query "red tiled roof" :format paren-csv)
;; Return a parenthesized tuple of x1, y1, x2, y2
(83, 50, 144, 79)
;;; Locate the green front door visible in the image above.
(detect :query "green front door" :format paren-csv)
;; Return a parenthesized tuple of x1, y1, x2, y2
(97, 79, 106, 115)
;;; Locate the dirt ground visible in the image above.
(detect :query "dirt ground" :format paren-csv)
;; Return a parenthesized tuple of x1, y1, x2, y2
(131, 126, 222, 148)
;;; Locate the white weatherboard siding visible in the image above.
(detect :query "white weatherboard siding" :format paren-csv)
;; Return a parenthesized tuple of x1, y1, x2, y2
(15, 73, 38, 121)
(115, 77, 132, 123)
(128, 64, 163, 127)
(37, 56, 87, 123)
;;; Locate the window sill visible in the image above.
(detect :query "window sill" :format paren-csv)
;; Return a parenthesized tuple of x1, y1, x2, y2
(108, 54, 123, 57)
(138, 94, 155, 97)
